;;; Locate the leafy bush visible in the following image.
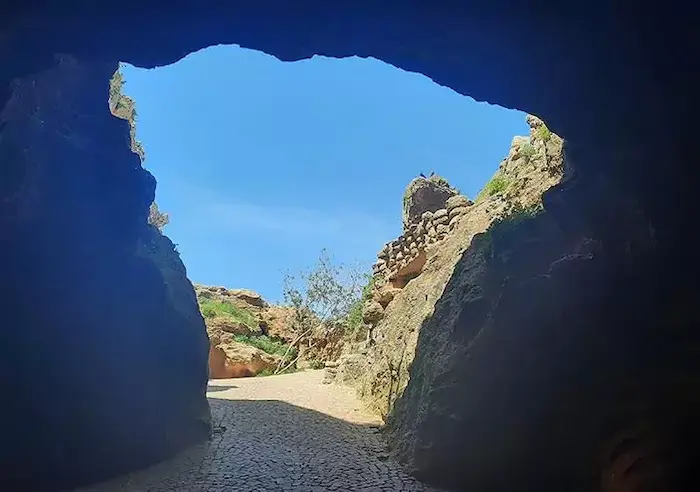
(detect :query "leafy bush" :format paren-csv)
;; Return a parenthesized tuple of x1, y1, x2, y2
(307, 360, 326, 370)
(283, 249, 366, 331)
(234, 335, 297, 359)
(233, 334, 298, 360)
(536, 125, 552, 142)
(477, 173, 511, 201)
(198, 298, 258, 329)
(148, 202, 170, 232)
(520, 142, 536, 158)
(346, 275, 375, 333)
(485, 202, 545, 245)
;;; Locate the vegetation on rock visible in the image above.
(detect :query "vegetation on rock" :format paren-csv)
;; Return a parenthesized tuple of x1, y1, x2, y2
(233, 334, 298, 363)
(520, 142, 536, 159)
(329, 114, 566, 425)
(199, 297, 259, 329)
(283, 248, 365, 327)
(148, 202, 170, 232)
(347, 275, 376, 335)
(536, 123, 551, 142)
(109, 67, 168, 231)
(280, 249, 368, 371)
(476, 172, 511, 201)
(199, 251, 369, 378)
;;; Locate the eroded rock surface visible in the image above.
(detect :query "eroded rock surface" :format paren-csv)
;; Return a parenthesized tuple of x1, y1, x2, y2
(329, 116, 564, 417)
(1, 8, 697, 491)
(208, 341, 281, 379)
(0, 55, 210, 491)
(402, 175, 459, 230)
(196, 284, 346, 377)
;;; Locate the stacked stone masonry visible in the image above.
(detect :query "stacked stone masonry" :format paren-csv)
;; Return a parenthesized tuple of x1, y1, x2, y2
(372, 194, 473, 288)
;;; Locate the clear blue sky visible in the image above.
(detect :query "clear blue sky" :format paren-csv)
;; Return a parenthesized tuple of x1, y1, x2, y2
(121, 45, 527, 303)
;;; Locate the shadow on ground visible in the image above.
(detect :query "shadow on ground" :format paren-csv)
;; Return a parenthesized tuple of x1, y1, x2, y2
(206, 384, 238, 392)
(75, 398, 439, 492)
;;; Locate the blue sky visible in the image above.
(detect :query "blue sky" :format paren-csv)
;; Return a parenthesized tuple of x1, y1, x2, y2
(121, 45, 527, 302)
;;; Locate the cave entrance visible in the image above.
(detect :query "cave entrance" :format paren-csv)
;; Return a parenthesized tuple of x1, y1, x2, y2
(114, 43, 535, 382)
(7, 9, 691, 492)
(62, 43, 562, 490)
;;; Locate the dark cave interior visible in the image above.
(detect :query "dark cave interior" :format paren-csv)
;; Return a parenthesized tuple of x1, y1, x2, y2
(0, 3, 697, 491)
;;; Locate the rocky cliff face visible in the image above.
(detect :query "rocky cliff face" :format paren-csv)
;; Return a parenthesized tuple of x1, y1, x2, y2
(383, 125, 696, 490)
(1, 8, 697, 491)
(109, 68, 170, 231)
(196, 284, 346, 378)
(0, 55, 210, 490)
(401, 176, 460, 230)
(331, 115, 564, 420)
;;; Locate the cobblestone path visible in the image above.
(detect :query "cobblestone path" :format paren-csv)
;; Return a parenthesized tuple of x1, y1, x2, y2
(75, 370, 444, 491)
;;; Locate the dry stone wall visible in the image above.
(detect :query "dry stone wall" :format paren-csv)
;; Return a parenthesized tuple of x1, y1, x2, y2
(371, 183, 472, 301)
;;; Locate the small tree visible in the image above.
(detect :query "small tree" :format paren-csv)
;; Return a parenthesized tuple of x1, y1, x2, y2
(277, 249, 367, 372)
(148, 202, 170, 232)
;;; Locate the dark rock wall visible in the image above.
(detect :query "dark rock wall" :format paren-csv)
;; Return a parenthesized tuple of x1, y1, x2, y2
(390, 163, 700, 491)
(0, 3, 697, 491)
(0, 55, 210, 490)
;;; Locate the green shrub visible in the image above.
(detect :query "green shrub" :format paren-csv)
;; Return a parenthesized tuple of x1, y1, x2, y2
(520, 142, 536, 158)
(486, 202, 545, 243)
(477, 173, 511, 201)
(198, 299, 258, 329)
(536, 125, 551, 142)
(346, 275, 375, 332)
(307, 360, 326, 370)
(233, 334, 298, 361)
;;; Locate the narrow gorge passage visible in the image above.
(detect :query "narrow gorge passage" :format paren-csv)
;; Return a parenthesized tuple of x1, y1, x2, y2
(75, 371, 444, 492)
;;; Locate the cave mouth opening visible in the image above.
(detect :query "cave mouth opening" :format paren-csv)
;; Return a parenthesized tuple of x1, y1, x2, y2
(3, 9, 696, 492)
(112, 43, 547, 381)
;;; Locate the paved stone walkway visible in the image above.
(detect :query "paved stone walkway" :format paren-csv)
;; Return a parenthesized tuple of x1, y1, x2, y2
(75, 370, 443, 491)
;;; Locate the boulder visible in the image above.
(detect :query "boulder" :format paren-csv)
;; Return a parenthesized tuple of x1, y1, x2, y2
(446, 194, 472, 210)
(449, 206, 469, 219)
(402, 175, 459, 230)
(208, 340, 281, 379)
(226, 288, 267, 308)
(362, 300, 385, 324)
(376, 286, 402, 307)
(260, 304, 297, 342)
(207, 315, 261, 336)
(195, 284, 268, 312)
(433, 208, 448, 219)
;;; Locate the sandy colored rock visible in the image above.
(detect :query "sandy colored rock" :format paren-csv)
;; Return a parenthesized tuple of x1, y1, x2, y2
(207, 315, 261, 336)
(260, 304, 296, 341)
(449, 206, 469, 218)
(432, 208, 448, 220)
(337, 114, 565, 427)
(362, 300, 385, 325)
(226, 288, 267, 308)
(376, 286, 402, 307)
(449, 214, 463, 229)
(402, 175, 459, 230)
(445, 194, 472, 210)
(209, 340, 281, 379)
